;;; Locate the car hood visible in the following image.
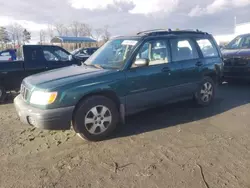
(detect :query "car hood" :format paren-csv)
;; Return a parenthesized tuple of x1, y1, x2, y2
(222, 48, 250, 58)
(24, 65, 113, 90)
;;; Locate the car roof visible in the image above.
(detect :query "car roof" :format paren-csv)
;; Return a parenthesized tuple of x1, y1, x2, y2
(235, 33, 250, 38)
(112, 29, 211, 40)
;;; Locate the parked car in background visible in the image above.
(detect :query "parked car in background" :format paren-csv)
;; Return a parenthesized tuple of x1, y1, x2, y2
(0, 45, 81, 101)
(14, 29, 223, 141)
(71, 47, 98, 62)
(0, 49, 16, 61)
(221, 33, 250, 82)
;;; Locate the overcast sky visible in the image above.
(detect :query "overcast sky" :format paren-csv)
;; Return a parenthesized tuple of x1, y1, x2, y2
(1, 0, 250, 40)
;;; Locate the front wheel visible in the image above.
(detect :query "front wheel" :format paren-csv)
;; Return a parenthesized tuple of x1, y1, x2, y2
(194, 77, 215, 106)
(73, 96, 119, 141)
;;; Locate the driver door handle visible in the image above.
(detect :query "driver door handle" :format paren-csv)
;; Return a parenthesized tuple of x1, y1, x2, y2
(196, 61, 203, 66)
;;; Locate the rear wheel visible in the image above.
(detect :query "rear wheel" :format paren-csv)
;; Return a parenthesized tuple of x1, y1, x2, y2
(73, 96, 119, 141)
(0, 86, 6, 103)
(194, 77, 215, 106)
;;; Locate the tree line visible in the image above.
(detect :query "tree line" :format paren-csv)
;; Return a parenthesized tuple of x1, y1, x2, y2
(0, 21, 111, 50)
(39, 21, 111, 45)
(0, 23, 31, 50)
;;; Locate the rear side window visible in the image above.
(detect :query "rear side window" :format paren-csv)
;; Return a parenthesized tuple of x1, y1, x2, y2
(170, 39, 199, 61)
(196, 39, 218, 57)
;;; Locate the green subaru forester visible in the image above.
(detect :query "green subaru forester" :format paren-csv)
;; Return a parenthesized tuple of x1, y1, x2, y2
(14, 29, 223, 141)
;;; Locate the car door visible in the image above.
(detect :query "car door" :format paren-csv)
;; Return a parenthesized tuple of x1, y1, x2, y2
(124, 38, 182, 114)
(7, 46, 48, 89)
(24, 46, 48, 76)
(42, 46, 77, 70)
(195, 37, 221, 78)
(169, 37, 202, 96)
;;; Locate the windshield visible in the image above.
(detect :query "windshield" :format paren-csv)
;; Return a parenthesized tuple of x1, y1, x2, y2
(84, 38, 139, 69)
(225, 35, 250, 49)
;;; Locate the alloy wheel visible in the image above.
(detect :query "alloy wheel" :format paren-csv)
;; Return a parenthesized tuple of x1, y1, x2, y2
(84, 105, 112, 135)
(201, 82, 213, 102)
(200, 82, 213, 102)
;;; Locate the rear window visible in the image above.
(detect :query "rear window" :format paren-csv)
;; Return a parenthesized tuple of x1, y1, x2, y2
(196, 39, 218, 57)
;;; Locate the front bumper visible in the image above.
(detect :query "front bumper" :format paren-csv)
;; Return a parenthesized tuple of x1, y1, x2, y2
(14, 95, 74, 130)
(223, 66, 250, 80)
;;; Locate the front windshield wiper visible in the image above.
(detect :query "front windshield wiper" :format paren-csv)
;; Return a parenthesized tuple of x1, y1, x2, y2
(92, 64, 104, 69)
(83, 62, 103, 69)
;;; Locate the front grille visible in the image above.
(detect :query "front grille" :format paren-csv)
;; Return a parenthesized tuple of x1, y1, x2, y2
(224, 57, 249, 66)
(20, 84, 30, 101)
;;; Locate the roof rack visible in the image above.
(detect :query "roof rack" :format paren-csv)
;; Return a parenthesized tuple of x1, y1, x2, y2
(137, 29, 207, 36)
(137, 29, 170, 35)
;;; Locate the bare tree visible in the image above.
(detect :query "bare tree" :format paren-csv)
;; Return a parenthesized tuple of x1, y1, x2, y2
(64, 27, 70, 36)
(69, 21, 94, 38)
(79, 23, 93, 37)
(47, 24, 54, 42)
(54, 23, 66, 36)
(39, 30, 46, 44)
(93, 28, 103, 41)
(8, 23, 24, 47)
(70, 21, 81, 37)
(101, 25, 111, 42)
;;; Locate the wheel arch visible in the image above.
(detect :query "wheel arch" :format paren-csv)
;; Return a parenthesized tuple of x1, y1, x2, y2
(203, 71, 217, 85)
(72, 89, 122, 122)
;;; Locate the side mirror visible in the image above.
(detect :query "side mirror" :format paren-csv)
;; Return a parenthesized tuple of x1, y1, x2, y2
(68, 55, 73, 61)
(134, 58, 149, 67)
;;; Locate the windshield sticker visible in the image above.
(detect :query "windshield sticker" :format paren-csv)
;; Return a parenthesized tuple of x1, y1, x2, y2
(122, 40, 138, 46)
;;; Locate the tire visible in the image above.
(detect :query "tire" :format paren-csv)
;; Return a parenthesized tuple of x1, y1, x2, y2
(73, 96, 119, 141)
(194, 77, 215, 106)
(0, 86, 6, 103)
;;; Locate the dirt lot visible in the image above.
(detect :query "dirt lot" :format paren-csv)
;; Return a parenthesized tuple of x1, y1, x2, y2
(0, 83, 250, 188)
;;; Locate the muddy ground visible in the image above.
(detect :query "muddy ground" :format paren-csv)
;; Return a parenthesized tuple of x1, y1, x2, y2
(0, 83, 250, 188)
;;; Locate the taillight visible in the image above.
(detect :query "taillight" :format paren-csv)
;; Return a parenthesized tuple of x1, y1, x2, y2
(8, 58, 12, 61)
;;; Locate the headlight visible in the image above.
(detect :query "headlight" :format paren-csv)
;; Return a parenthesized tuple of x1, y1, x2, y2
(30, 91, 57, 105)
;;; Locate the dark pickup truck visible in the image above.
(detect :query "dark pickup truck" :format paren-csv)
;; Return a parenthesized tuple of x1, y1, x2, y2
(0, 45, 81, 101)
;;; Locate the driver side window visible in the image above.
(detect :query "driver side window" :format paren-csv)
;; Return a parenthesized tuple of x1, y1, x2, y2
(132, 39, 169, 68)
(42, 47, 70, 62)
(43, 50, 57, 61)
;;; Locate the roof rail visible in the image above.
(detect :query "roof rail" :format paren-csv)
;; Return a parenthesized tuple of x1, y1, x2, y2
(137, 29, 169, 35)
(137, 29, 207, 36)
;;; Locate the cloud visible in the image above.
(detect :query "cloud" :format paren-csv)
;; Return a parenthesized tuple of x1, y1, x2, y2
(70, 0, 113, 10)
(189, 0, 250, 17)
(70, 0, 179, 14)
(0, 16, 47, 31)
(0, 0, 250, 40)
